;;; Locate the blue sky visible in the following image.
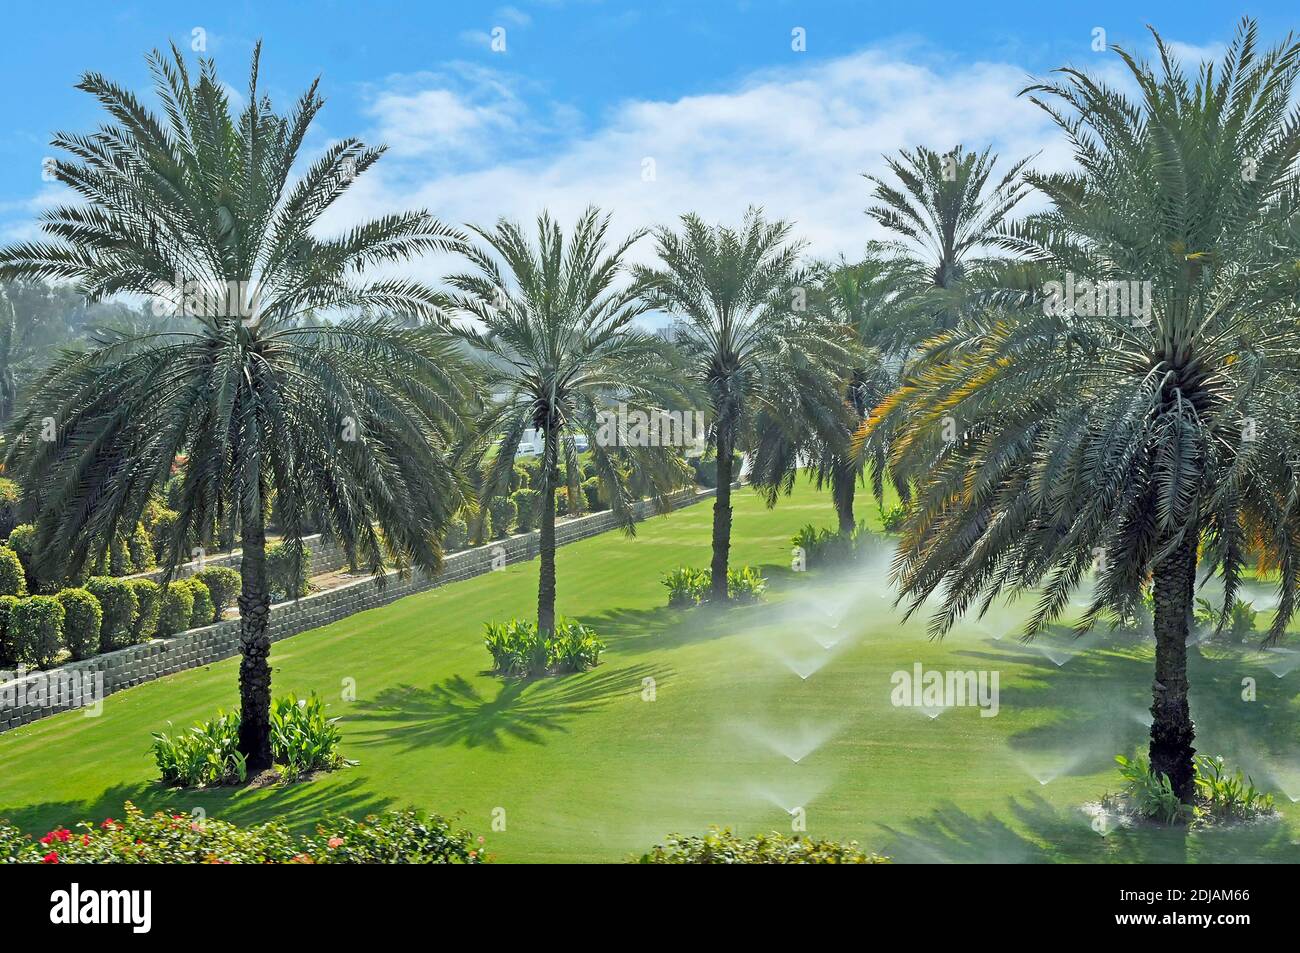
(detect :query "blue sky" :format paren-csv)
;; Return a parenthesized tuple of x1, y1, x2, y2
(1, 1, 1293, 267)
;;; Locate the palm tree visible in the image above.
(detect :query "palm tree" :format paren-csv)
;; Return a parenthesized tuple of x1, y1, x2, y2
(0, 43, 473, 770)
(748, 256, 904, 534)
(0, 293, 30, 427)
(637, 209, 855, 601)
(864, 21, 1300, 803)
(866, 144, 1032, 335)
(447, 207, 690, 633)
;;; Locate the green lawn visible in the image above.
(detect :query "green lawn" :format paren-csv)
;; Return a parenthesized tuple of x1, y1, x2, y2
(2, 481, 1298, 863)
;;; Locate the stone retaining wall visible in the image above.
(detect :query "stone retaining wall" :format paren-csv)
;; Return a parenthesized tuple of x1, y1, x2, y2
(0, 487, 719, 733)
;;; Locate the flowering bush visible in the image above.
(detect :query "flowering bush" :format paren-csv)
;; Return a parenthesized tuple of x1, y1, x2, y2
(0, 802, 486, 864)
(299, 811, 487, 864)
(637, 828, 889, 864)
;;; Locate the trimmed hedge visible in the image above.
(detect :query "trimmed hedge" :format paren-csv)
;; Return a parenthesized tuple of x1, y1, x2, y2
(0, 546, 26, 597)
(0, 594, 18, 667)
(444, 517, 469, 551)
(56, 588, 103, 661)
(157, 583, 195, 638)
(6, 524, 36, 589)
(195, 566, 240, 622)
(487, 495, 516, 538)
(85, 576, 139, 652)
(510, 489, 538, 532)
(127, 578, 162, 643)
(12, 595, 65, 668)
(179, 577, 214, 629)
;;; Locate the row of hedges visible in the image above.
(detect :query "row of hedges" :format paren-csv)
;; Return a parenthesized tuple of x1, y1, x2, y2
(0, 566, 242, 670)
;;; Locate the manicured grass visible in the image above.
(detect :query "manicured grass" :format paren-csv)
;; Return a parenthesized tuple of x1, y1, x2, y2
(2, 482, 1298, 862)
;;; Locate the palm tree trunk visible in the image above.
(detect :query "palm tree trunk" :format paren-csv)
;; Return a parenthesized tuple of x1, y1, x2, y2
(710, 435, 734, 602)
(1149, 526, 1198, 803)
(832, 459, 856, 535)
(538, 450, 557, 635)
(237, 500, 273, 772)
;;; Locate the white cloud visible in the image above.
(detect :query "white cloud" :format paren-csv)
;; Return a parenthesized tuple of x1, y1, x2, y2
(324, 44, 1078, 277)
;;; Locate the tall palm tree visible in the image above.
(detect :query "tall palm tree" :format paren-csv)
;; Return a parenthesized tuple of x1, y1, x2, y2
(0, 43, 473, 770)
(866, 144, 1032, 335)
(748, 256, 904, 533)
(637, 209, 855, 601)
(447, 207, 690, 633)
(0, 293, 30, 427)
(864, 21, 1300, 802)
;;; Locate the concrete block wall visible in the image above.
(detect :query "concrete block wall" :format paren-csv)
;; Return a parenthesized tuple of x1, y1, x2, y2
(126, 533, 349, 585)
(0, 486, 718, 733)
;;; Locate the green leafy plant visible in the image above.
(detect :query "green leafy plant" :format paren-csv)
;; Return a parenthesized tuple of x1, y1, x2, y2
(1194, 756, 1274, 821)
(5, 524, 36, 590)
(151, 711, 246, 788)
(1115, 755, 1194, 825)
(487, 494, 517, 538)
(878, 504, 910, 533)
(195, 566, 240, 622)
(483, 617, 604, 677)
(269, 693, 349, 780)
(85, 576, 140, 653)
(662, 566, 710, 607)
(637, 828, 889, 864)
(726, 566, 767, 603)
(444, 517, 469, 552)
(178, 577, 214, 629)
(55, 588, 103, 661)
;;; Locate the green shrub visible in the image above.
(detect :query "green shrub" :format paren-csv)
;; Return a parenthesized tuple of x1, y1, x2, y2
(0, 546, 26, 597)
(152, 710, 246, 788)
(690, 452, 743, 489)
(0, 594, 19, 667)
(1194, 756, 1274, 821)
(127, 522, 156, 572)
(266, 542, 310, 599)
(1195, 596, 1257, 644)
(483, 618, 547, 677)
(582, 477, 607, 512)
(727, 566, 767, 603)
(662, 566, 710, 607)
(0, 802, 300, 864)
(511, 489, 538, 532)
(153, 693, 349, 788)
(302, 810, 486, 864)
(470, 510, 493, 547)
(0, 477, 20, 539)
(149, 508, 180, 563)
(179, 577, 214, 629)
(270, 693, 348, 779)
(511, 462, 533, 490)
(444, 517, 469, 551)
(483, 617, 604, 677)
(12, 595, 65, 668)
(6, 523, 36, 589)
(547, 618, 604, 672)
(56, 588, 103, 661)
(85, 576, 140, 653)
(0, 802, 485, 864)
(128, 578, 162, 642)
(1114, 755, 1192, 825)
(487, 495, 517, 538)
(195, 566, 240, 622)
(637, 828, 889, 864)
(157, 583, 195, 637)
(879, 504, 910, 533)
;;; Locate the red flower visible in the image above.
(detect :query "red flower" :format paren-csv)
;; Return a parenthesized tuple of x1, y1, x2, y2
(81, 834, 90, 845)
(101, 818, 117, 829)
(42, 852, 58, 864)
(40, 828, 71, 845)
(327, 837, 344, 849)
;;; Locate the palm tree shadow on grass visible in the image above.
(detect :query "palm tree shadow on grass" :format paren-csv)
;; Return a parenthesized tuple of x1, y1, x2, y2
(348, 662, 665, 753)
(877, 793, 1300, 863)
(0, 776, 395, 840)
(953, 631, 1300, 782)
